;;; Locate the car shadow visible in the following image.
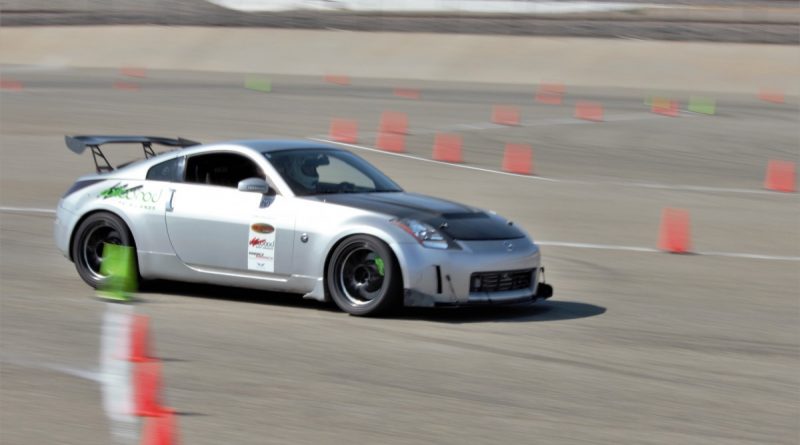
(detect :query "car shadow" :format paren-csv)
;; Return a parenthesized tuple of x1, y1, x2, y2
(140, 281, 604, 323)
(139, 280, 337, 312)
(389, 300, 606, 323)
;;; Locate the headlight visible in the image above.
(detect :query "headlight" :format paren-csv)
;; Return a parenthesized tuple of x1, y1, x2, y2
(393, 218, 449, 250)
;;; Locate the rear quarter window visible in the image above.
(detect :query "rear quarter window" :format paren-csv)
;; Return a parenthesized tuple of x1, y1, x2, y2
(146, 157, 184, 182)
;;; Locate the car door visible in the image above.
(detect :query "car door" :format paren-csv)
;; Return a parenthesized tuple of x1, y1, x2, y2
(164, 151, 295, 277)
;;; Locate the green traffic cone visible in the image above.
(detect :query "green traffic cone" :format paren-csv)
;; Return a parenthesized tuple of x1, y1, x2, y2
(98, 243, 136, 301)
(244, 76, 271, 93)
(688, 96, 716, 115)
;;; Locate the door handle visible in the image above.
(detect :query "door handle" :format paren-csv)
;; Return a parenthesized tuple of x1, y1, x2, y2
(166, 189, 176, 212)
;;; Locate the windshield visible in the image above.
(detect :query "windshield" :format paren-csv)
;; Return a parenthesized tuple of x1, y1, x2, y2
(264, 149, 403, 196)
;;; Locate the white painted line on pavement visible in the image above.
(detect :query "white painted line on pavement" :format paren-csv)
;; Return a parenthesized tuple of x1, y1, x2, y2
(414, 112, 668, 136)
(318, 113, 675, 142)
(0, 356, 103, 382)
(48, 363, 104, 382)
(537, 241, 658, 253)
(312, 138, 788, 196)
(309, 137, 560, 182)
(696, 251, 800, 262)
(602, 181, 777, 195)
(0, 206, 56, 214)
(0, 64, 67, 73)
(538, 241, 800, 262)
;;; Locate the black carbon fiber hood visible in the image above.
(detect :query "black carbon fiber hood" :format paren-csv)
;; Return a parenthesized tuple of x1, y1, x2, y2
(309, 192, 526, 240)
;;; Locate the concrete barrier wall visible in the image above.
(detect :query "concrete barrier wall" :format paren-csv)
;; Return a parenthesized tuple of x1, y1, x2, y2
(1, 26, 797, 94)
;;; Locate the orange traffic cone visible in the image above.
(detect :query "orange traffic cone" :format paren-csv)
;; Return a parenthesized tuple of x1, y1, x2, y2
(120, 67, 147, 78)
(432, 134, 463, 163)
(329, 119, 358, 143)
(0, 79, 23, 91)
(394, 88, 420, 99)
(134, 360, 171, 417)
(534, 83, 564, 105)
(502, 143, 534, 175)
(324, 74, 350, 86)
(651, 98, 679, 117)
(128, 314, 153, 362)
(376, 132, 405, 153)
(140, 410, 179, 445)
(658, 208, 692, 253)
(491, 105, 521, 126)
(574, 101, 604, 122)
(379, 111, 408, 135)
(113, 81, 140, 91)
(764, 160, 796, 192)
(758, 89, 785, 104)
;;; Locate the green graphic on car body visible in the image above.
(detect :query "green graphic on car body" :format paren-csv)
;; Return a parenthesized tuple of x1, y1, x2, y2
(99, 183, 163, 210)
(99, 183, 143, 199)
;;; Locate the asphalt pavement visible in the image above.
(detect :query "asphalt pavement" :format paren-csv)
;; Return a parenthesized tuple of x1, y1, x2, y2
(0, 68, 798, 444)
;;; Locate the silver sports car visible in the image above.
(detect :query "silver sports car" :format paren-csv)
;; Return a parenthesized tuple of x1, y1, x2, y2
(55, 135, 553, 315)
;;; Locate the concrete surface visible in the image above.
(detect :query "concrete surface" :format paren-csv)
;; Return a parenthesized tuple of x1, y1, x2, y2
(0, 67, 798, 444)
(1, 27, 799, 95)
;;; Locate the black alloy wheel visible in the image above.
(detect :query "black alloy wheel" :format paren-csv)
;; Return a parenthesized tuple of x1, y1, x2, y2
(327, 235, 401, 316)
(71, 212, 137, 289)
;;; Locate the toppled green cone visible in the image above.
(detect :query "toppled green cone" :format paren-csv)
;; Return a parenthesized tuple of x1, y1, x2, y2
(244, 76, 272, 93)
(688, 96, 716, 115)
(98, 243, 137, 301)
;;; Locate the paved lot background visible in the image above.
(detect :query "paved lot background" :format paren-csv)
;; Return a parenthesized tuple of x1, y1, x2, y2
(0, 66, 798, 444)
(2, 27, 798, 96)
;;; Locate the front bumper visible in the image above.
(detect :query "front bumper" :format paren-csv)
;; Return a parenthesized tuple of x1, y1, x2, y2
(405, 272, 553, 307)
(397, 238, 549, 307)
(53, 201, 75, 260)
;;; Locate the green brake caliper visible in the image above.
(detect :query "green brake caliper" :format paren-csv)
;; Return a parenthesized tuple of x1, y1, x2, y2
(374, 257, 385, 277)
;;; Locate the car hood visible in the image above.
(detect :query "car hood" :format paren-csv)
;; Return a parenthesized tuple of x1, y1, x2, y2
(308, 192, 526, 240)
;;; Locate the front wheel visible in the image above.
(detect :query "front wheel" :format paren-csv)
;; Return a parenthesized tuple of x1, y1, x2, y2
(327, 235, 402, 316)
(71, 212, 138, 289)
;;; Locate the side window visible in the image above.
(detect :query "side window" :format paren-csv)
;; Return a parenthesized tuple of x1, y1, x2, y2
(146, 157, 184, 182)
(184, 152, 265, 188)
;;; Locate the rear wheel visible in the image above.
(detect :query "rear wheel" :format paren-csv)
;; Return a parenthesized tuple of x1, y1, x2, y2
(71, 212, 137, 289)
(327, 235, 401, 316)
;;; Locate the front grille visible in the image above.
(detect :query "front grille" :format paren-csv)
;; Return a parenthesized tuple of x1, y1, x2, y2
(470, 269, 534, 293)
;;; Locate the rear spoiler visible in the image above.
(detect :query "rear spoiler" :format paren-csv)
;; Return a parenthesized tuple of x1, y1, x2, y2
(65, 135, 200, 173)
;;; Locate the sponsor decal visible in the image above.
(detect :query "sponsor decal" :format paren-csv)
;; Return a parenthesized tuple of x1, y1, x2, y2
(251, 223, 275, 234)
(98, 182, 163, 210)
(100, 183, 142, 199)
(249, 237, 275, 249)
(247, 222, 276, 273)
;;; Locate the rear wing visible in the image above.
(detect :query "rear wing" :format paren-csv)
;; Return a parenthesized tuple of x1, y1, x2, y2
(65, 135, 200, 173)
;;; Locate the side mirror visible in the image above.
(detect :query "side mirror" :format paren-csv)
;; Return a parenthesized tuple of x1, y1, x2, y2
(237, 177, 270, 194)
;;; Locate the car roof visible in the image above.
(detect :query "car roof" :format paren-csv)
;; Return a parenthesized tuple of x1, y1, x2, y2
(213, 139, 343, 154)
(107, 139, 345, 178)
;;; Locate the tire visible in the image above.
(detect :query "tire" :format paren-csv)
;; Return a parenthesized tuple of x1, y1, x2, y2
(326, 235, 402, 316)
(71, 212, 138, 289)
